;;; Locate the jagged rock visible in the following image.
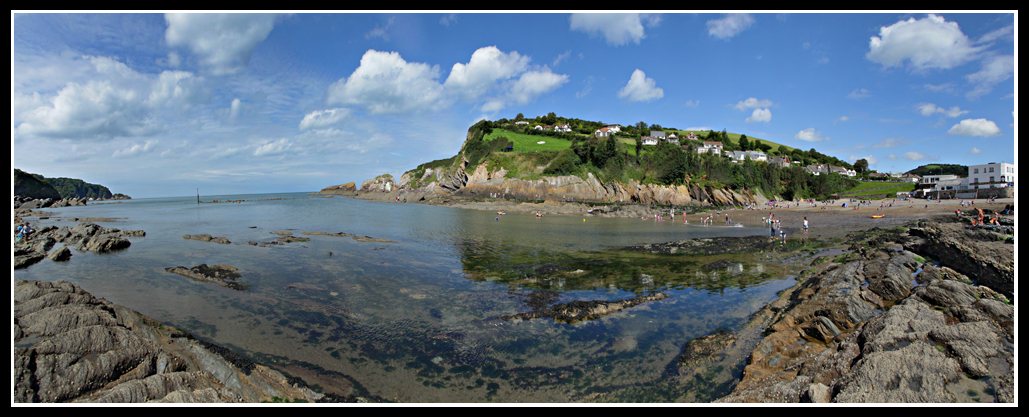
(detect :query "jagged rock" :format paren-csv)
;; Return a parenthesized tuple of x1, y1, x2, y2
(164, 264, 246, 291)
(46, 245, 72, 262)
(312, 182, 356, 195)
(184, 234, 230, 244)
(13, 280, 320, 403)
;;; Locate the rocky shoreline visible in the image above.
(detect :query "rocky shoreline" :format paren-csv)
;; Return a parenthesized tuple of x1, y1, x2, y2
(12, 190, 1014, 403)
(707, 217, 1014, 403)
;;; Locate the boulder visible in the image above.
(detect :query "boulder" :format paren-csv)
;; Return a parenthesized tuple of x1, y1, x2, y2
(46, 245, 72, 262)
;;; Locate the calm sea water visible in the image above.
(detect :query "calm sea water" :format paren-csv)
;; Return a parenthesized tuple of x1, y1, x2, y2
(13, 192, 798, 403)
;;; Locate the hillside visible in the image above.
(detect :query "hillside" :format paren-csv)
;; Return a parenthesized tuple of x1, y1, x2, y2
(381, 118, 860, 204)
(13, 169, 62, 200)
(906, 164, 968, 177)
(14, 169, 124, 200)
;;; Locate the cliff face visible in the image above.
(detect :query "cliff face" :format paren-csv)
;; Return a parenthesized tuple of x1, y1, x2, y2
(358, 161, 767, 208)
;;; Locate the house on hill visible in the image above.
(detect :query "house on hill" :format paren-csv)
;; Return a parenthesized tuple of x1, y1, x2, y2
(603, 124, 622, 133)
(642, 136, 659, 146)
(768, 155, 791, 168)
(695, 141, 722, 156)
(651, 130, 666, 140)
(555, 124, 572, 132)
(515, 120, 529, 125)
(595, 127, 614, 137)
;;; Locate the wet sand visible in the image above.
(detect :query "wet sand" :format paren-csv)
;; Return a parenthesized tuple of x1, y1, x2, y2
(434, 196, 1014, 242)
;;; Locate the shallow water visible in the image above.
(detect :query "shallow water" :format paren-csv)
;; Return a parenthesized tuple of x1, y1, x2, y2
(13, 192, 797, 402)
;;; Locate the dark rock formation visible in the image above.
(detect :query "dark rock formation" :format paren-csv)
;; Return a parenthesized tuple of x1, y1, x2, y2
(13, 222, 143, 270)
(164, 264, 246, 291)
(13, 280, 332, 403)
(183, 234, 231, 244)
(714, 224, 1013, 403)
(499, 293, 669, 324)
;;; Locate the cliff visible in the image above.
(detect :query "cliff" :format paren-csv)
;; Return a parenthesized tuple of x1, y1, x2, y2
(14, 169, 62, 200)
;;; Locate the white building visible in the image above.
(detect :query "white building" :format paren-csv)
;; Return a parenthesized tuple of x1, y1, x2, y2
(968, 162, 1015, 188)
(642, 136, 659, 146)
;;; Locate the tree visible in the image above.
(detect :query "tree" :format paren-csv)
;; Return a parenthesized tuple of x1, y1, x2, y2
(738, 135, 750, 151)
(854, 158, 869, 174)
(515, 113, 524, 121)
(544, 112, 557, 125)
(635, 136, 643, 163)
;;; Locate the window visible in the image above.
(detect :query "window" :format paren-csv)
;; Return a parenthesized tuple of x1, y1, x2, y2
(990, 176, 995, 183)
(989, 167, 994, 173)
(974, 168, 979, 174)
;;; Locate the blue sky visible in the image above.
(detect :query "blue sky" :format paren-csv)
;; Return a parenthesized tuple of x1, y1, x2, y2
(11, 12, 1016, 199)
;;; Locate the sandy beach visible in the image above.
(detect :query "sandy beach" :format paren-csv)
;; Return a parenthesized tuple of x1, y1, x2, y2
(428, 195, 1014, 242)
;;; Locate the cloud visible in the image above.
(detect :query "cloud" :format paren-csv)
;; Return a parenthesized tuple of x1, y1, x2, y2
(164, 13, 279, 75)
(569, 13, 657, 46)
(833, 116, 849, 124)
(253, 138, 293, 157)
(733, 97, 773, 111)
(505, 68, 569, 107)
(917, 103, 968, 117)
(850, 155, 879, 166)
(865, 14, 983, 71)
(922, 82, 956, 93)
(112, 139, 159, 158)
(745, 108, 772, 123)
(887, 154, 898, 160)
(947, 118, 1001, 137)
(977, 24, 1013, 44)
(617, 69, 663, 102)
(684, 100, 699, 108)
(299, 108, 351, 131)
(14, 55, 204, 140)
(970, 147, 982, 154)
(552, 50, 572, 67)
(848, 88, 871, 99)
(365, 16, 395, 40)
(873, 137, 910, 148)
(439, 13, 457, 27)
(707, 13, 755, 39)
(903, 151, 929, 161)
(230, 98, 242, 119)
(794, 128, 826, 142)
(443, 46, 531, 101)
(576, 76, 594, 98)
(326, 50, 446, 114)
(965, 54, 1013, 100)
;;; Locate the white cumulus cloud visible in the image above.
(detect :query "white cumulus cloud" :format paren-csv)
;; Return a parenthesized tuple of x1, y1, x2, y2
(253, 138, 293, 157)
(947, 118, 1001, 137)
(444, 46, 531, 101)
(850, 155, 879, 166)
(326, 50, 447, 114)
(865, 14, 983, 71)
(848, 88, 871, 99)
(164, 13, 280, 75)
(745, 108, 772, 123)
(14, 55, 204, 140)
(569, 13, 659, 46)
(970, 147, 982, 154)
(112, 140, 159, 158)
(833, 116, 849, 124)
(795, 128, 826, 142)
(617, 69, 663, 102)
(707, 13, 755, 39)
(733, 97, 773, 111)
(903, 151, 928, 161)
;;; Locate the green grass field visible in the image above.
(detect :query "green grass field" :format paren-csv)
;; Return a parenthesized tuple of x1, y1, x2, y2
(484, 129, 578, 152)
(841, 181, 917, 198)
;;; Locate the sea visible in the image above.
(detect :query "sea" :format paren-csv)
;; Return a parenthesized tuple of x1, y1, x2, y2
(13, 191, 800, 403)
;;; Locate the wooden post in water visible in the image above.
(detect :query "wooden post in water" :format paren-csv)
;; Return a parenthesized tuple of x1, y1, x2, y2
(197, 188, 200, 204)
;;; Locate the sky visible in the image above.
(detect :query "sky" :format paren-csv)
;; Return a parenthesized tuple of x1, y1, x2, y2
(11, 11, 1016, 199)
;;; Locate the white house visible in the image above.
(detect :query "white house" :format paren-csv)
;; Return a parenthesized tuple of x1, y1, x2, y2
(701, 141, 723, 155)
(642, 136, 659, 146)
(726, 151, 750, 162)
(685, 133, 699, 141)
(603, 124, 621, 133)
(595, 127, 614, 137)
(746, 151, 767, 162)
(514, 120, 529, 125)
(920, 174, 960, 188)
(554, 124, 572, 133)
(651, 130, 666, 140)
(968, 162, 1015, 188)
(829, 165, 856, 177)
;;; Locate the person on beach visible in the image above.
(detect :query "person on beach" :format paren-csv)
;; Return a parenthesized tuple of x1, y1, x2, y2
(803, 217, 808, 237)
